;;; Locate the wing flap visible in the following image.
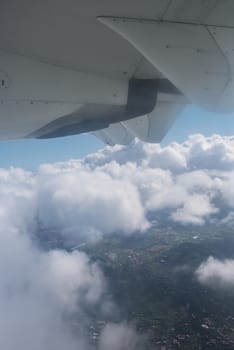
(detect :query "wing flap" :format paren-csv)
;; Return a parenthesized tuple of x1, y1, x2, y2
(99, 17, 231, 112)
(93, 101, 184, 145)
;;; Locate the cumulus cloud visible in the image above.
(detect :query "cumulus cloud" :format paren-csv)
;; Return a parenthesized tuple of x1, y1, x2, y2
(0, 217, 104, 349)
(0, 174, 142, 349)
(196, 257, 234, 289)
(37, 169, 148, 238)
(171, 193, 218, 225)
(33, 134, 234, 229)
(98, 322, 144, 350)
(1, 133, 234, 349)
(2, 134, 234, 236)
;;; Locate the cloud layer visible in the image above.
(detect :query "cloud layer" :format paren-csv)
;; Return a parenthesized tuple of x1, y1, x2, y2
(37, 133, 234, 229)
(1, 133, 234, 349)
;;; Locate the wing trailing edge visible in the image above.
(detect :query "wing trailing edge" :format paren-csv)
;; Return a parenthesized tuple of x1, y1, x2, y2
(93, 100, 184, 145)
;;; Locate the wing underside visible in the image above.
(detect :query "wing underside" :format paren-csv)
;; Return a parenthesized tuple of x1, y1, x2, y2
(0, 0, 234, 143)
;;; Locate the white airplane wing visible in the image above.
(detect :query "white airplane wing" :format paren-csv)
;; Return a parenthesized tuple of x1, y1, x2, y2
(0, 0, 234, 143)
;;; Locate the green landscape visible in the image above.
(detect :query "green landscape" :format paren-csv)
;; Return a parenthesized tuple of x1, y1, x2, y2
(37, 223, 234, 349)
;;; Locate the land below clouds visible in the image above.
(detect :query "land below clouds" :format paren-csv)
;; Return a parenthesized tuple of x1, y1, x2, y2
(36, 221, 234, 350)
(3, 134, 234, 349)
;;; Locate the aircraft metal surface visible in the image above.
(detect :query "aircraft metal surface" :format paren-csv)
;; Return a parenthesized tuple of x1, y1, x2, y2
(0, 0, 234, 144)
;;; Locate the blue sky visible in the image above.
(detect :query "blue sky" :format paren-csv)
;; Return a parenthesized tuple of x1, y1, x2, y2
(162, 106, 234, 145)
(1, 105, 234, 170)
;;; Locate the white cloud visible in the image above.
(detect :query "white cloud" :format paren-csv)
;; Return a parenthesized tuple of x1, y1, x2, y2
(171, 193, 218, 225)
(37, 250, 105, 309)
(98, 322, 144, 350)
(196, 256, 234, 288)
(148, 143, 187, 172)
(187, 134, 234, 171)
(1, 133, 234, 348)
(37, 169, 148, 238)
(0, 223, 106, 349)
(2, 134, 234, 235)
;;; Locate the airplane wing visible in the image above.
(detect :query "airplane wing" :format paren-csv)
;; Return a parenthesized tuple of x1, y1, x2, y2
(0, 0, 234, 144)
